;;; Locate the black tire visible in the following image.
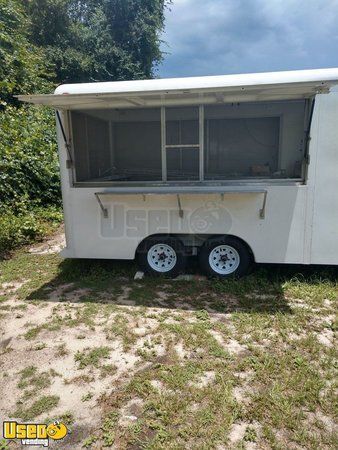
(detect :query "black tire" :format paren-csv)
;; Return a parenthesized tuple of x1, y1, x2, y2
(137, 236, 187, 278)
(198, 236, 251, 278)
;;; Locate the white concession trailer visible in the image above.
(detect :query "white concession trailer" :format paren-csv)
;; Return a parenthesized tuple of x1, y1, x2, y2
(19, 68, 338, 277)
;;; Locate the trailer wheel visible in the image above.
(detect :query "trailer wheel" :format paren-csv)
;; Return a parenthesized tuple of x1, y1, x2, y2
(137, 236, 186, 277)
(198, 236, 251, 278)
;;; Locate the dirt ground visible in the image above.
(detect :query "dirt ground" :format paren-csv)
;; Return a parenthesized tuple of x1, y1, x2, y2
(0, 229, 337, 449)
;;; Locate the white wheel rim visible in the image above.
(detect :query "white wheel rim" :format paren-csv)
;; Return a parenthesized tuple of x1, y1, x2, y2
(208, 245, 240, 275)
(147, 243, 177, 273)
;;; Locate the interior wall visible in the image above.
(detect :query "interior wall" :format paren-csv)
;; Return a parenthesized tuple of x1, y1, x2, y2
(87, 116, 110, 179)
(113, 121, 161, 180)
(167, 148, 199, 180)
(166, 120, 199, 145)
(72, 108, 161, 182)
(71, 111, 110, 181)
(205, 117, 280, 178)
(204, 100, 306, 178)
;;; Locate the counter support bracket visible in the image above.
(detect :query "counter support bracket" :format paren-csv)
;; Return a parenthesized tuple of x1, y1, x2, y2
(94, 188, 268, 220)
(177, 194, 184, 218)
(95, 193, 108, 218)
(259, 191, 268, 219)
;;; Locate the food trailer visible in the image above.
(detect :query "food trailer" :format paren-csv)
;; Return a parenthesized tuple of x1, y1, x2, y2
(19, 68, 338, 277)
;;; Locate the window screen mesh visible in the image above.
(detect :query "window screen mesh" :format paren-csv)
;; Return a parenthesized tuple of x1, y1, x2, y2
(71, 108, 161, 182)
(165, 107, 199, 180)
(205, 117, 280, 179)
(72, 112, 110, 182)
(166, 148, 199, 180)
(114, 119, 161, 181)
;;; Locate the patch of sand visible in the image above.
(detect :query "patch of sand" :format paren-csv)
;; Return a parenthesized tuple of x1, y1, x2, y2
(29, 229, 66, 255)
(210, 331, 247, 355)
(316, 328, 334, 347)
(193, 371, 216, 388)
(0, 279, 31, 296)
(174, 341, 190, 359)
(228, 422, 247, 443)
(149, 379, 164, 391)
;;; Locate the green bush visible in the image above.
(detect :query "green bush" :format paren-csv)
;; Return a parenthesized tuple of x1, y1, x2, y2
(0, 105, 62, 256)
(0, 206, 63, 257)
(0, 104, 60, 213)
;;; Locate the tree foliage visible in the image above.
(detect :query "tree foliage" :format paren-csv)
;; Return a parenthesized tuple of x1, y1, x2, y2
(1, 0, 170, 100)
(0, 0, 53, 104)
(26, 0, 170, 83)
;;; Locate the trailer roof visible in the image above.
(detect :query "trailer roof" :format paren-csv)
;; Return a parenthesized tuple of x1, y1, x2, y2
(17, 68, 338, 109)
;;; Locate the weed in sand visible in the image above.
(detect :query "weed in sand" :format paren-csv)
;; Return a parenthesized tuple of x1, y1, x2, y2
(100, 364, 117, 378)
(17, 367, 51, 390)
(33, 342, 46, 351)
(244, 426, 257, 442)
(24, 325, 44, 340)
(82, 392, 93, 402)
(82, 435, 98, 448)
(75, 346, 110, 369)
(105, 314, 137, 351)
(19, 365, 37, 379)
(101, 412, 119, 447)
(13, 395, 59, 420)
(44, 411, 74, 427)
(55, 342, 68, 357)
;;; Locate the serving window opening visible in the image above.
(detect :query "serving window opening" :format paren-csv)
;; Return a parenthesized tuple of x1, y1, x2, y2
(71, 108, 161, 182)
(70, 99, 309, 185)
(165, 107, 200, 181)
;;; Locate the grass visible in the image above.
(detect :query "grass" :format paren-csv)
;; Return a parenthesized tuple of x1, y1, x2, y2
(13, 395, 60, 421)
(105, 313, 137, 351)
(82, 392, 94, 402)
(44, 411, 75, 427)
(24, 303, 100, 340)
(55, 342, 68, 357)
(75, 346, 111, 369)
(100, 364, 117, 378)
(17, 367, 51, 390)
(15, 366, 59, 412)
(0, 241, 337, 449)
(0, 440, 9, 450)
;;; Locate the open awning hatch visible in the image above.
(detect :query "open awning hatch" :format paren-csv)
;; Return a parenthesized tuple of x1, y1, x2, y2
(17, 68, 338, 110)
